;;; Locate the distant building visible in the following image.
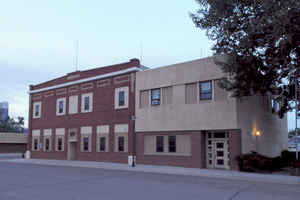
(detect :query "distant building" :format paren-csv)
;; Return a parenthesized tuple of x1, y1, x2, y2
(0, 102, 9, 121)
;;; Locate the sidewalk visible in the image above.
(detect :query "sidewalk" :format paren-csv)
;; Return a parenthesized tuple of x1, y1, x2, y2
(2, 158, 300, 185)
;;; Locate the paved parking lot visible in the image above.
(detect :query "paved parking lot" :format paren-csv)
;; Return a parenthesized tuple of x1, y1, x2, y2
(0, 161, 299, 200)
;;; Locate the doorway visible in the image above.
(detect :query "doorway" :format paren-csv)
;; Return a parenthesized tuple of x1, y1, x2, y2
(68, 142, 77, 160)
(206, 132, 230, 169)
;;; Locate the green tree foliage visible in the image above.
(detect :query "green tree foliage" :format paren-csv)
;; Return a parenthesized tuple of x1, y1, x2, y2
(191, 0, 300, 117)
(0, 116, 25, 133)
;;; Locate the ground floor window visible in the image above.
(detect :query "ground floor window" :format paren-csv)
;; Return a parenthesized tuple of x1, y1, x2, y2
(58, 138, 63, 151)
(99, 137, 106, 152)
(83, 137, 89, 152)
(118, 136, 124, 152)
(168, 136, 176, 153)
(45, 138, 50, 151)
(156, 136, 164, 152)
(34, 138, 38, 150)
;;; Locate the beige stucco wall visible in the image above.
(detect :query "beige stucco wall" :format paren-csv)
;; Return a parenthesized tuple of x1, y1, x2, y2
(237, 96, 288, 157)
(135, 57, 238, 132)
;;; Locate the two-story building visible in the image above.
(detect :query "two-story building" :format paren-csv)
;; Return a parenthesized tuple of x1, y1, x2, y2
(28, 59, 142, 163)
(134, 57, 287, 170)
(27, 57, 288, 170)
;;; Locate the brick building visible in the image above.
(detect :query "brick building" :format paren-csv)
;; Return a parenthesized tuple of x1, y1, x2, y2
(28, 57, 288, 170)
(28, 59, 142, 163)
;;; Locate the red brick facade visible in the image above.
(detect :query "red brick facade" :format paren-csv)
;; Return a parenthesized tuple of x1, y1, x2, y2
(28, 59, 140, 164)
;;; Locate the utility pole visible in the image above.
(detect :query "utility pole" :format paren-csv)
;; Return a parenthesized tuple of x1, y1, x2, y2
(295, 72, 299, 160)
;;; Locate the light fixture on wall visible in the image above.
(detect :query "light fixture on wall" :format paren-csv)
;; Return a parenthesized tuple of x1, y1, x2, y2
(254, 130, 261, 152)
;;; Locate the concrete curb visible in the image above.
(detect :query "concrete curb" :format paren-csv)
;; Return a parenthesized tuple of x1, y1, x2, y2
(2, 159, 300, 185)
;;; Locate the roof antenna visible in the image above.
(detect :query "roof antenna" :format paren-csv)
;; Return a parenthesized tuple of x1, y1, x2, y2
(140, 41, 143, 63)
(75, 40, 79, 71)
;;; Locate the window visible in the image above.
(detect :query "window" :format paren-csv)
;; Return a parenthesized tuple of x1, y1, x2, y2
(69, 95, 78, 114)
(45, 138, 50, 151)
(58, 138, 63, 151)
(33, 102, 41, 118)
(81, 93, 93, 113)
(118, 136, 124, 152)
(58, 100, 64, 113)
(151, 89, 161, 105)
(83, 137, 89, 151)
(185, 83, 197, 104)
(35, 105, 40, 116)
(100, 137, 106, 152)
(162, 87, 172, 105)
(115, 87, 129, 109)
(168, 136, 176, 153)
(200, 81, 212, 100)
(119, 91, 125, 106)
(140, 90, 149, 108)
(56, 98, 66, 115)
(156, 136, 164, 152)
(34, 138, 38, 150)
(84, 96, 89, 111)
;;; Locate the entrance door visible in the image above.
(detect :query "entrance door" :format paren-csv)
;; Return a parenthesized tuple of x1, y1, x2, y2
(213, 140, 229, 169)
(68, 142, 77, 160)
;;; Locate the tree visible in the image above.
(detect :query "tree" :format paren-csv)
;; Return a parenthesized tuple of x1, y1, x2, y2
(191, 0, 300, 118)
(0, 116, 25, 133)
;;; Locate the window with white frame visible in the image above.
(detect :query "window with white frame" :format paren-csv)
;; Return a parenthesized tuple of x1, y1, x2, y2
(199, 81, 212, 100)
(114, 124, 128, 152)
(43, 129, 52, 152)
(151, 89, 161, 105)
(33, 102, 42, 118)
(69, 95, 78, 114)
(81, 93, 93, 113)
(97, 125, 109, 152)
(114, 87, 129, 109)
(55, 128, 65, 152)
(56, 97, 66, 116)
(32, 129, 40, 151)
(80, 126, 92, 152)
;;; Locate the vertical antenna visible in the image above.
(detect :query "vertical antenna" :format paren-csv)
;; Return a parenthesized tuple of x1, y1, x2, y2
(75, 40, 79, 71)
(140, 41, 143, 63)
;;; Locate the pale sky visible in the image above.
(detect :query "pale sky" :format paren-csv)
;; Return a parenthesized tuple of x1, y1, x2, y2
(0, 0, 294, 130)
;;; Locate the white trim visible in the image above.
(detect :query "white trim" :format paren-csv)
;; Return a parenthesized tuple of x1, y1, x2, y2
(29, 67, 142, 94)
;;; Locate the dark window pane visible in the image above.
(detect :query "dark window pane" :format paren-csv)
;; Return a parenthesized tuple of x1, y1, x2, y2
(217, 151, 224, 157)
(119, 91, 125, 106)
(118, 137, 124, 152)
(200, 81, 212, 100)
(84, 137, 89, 151)
(156, 136, 164, 152)
(84, 96, 90, 110)
(216, 143, 224, 149)
(168, 136, 176, 153)
(58, 138, 62, 151)
(34, 139, 38, 150)
(35, 105, 39, 116)
(100, 137, 106, 151)
(214, 132, 226, 138)
(151, 89, 161, 105)
(59, 100, 64, 113)
(217, 159, 224, 165)
(45, 138, 50, 150)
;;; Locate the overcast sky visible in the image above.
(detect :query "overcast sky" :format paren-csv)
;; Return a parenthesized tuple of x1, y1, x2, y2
(0, 0, 295, 130)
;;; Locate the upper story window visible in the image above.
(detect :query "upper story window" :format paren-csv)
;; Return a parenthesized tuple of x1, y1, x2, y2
(84, 96, 89, 110)
(119, 91, 125, 106)
(56, 98, 66, 116)
(81, 93, 93, 113)
(69, 95, 78, 114)
(199, 81, 212, 100)
(151, 89, 161, 106)
(33, 102, 42, 119)
(115, 87, 129, 109)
